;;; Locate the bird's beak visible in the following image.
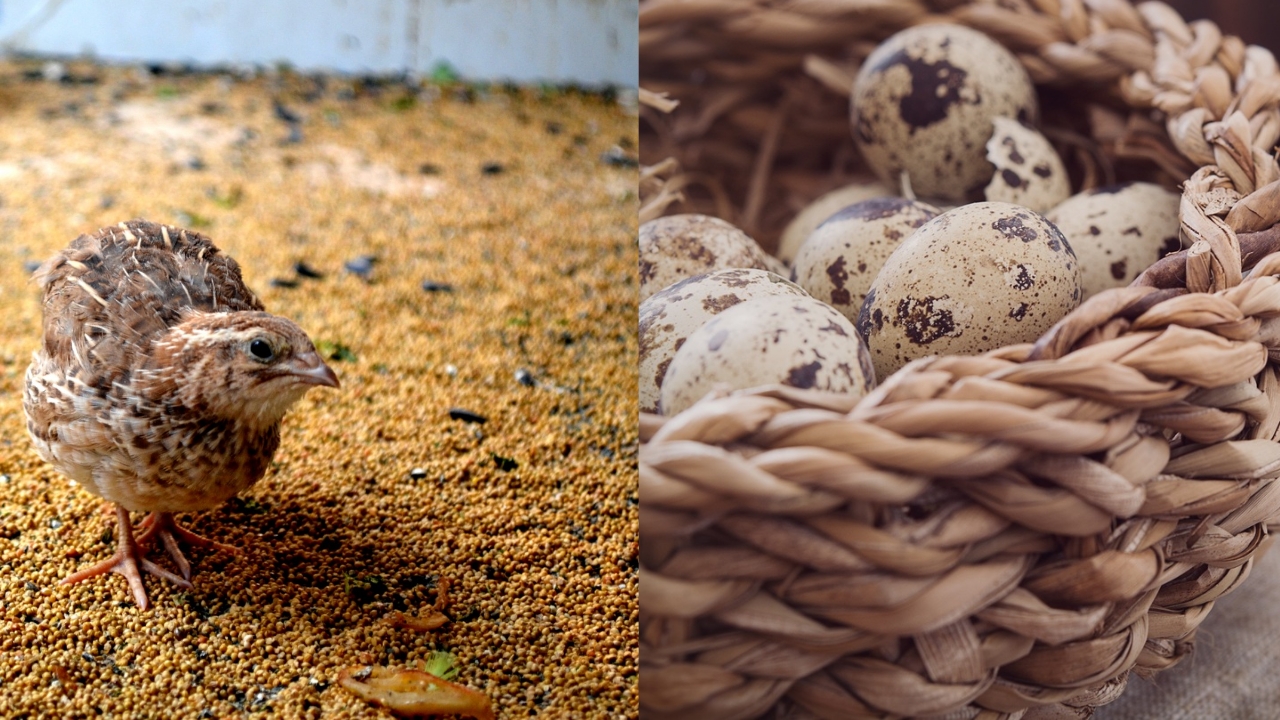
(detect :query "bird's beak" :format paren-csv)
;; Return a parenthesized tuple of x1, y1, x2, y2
(289, 351, 341, 388)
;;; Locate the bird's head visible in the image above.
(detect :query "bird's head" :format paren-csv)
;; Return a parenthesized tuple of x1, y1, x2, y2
(143, 311, 340, 430)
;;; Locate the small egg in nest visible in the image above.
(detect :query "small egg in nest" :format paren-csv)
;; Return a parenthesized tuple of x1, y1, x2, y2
(983, 117, 1070, 213)
(791, 197, 939, 323)
(639, 214, 781, 300)
(851, 23, 1037, 202)
(1046, 183, 1182, 299)
(776, 179, 895, 264)
(639, 268, 809, 414)
(857, 202, 1083, 381)
(660, 295, 875, 416)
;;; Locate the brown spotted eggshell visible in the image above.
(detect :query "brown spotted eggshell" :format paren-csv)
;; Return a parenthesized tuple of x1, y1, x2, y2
(639, 214, 780, 301)
(852, 23, 1037, 202)
(660, 295, 874, 416)
(1046, 183, 1182, 299)
(792, 197, 939, 323)
(983, 117, 1070, 213)
(776, 179, 896, 264)
(857, 201, 1083, 381)
(638, 268, 810, 414)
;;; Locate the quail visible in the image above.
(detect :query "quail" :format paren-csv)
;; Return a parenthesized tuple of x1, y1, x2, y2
(23, 219, 340, 609)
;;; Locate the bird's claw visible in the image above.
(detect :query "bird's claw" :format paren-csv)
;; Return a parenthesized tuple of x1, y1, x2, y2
(61, 507, 209, 609)
(135, 511, 240, 581)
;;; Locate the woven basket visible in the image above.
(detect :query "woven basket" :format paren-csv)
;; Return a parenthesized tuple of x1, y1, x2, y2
(638, 1, 1280, 718)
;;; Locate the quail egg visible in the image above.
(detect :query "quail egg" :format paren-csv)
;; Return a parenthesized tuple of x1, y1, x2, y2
(639, 268, 809, 414)
(851, 23, 1037, 202)
(983, 117, 1070, 213)
(660, 295, 875, 416)
(639, 214, 779, 301)
(857, 202, 1083, 380)
(1046, 183, 1182, 299)
(777, 179, 895, 264)
(791, 197, 940, 323)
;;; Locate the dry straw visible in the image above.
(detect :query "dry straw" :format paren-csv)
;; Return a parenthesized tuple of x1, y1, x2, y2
(639, 1, 1280, 717)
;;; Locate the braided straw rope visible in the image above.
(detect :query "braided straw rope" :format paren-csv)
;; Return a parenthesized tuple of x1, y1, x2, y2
(640, 1, 1280, 718)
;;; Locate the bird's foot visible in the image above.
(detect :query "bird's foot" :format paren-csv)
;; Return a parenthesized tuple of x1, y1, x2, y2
(134, 511, 240, 582)
(60, 505, 191, 610)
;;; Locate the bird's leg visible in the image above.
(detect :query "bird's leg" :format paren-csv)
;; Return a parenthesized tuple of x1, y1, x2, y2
(60, 505, 191, 610)
(134, 512, 240, 582)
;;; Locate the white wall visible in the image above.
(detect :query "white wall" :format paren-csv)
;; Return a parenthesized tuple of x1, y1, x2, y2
(0, 0, 637, 86)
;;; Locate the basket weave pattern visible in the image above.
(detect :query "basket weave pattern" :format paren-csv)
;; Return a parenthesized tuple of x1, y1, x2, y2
(640, 1, 1280, 718)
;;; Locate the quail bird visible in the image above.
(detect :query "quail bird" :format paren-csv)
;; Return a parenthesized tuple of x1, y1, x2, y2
(24, 219, 339, 609)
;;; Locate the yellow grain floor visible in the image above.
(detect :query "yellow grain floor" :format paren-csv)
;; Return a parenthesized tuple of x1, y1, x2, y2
(0, 61, 638, 718)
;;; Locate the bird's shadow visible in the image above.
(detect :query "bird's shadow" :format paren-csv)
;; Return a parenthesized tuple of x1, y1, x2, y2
(182, 494, 420, 611)
(198, 497, 358, 587)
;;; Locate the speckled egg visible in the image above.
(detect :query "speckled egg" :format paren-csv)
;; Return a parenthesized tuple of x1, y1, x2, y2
(639, 214, 779, 301)
(777, 179, 895, 263)
(983, 117, 1070, 213)
(792, 197, 940, 323)
(857, 202, 1083, 380)
(660, 295, 875, 416)
(1046, 183, 1182, 299)
(851, 23, 1037, 202)
(639, 268, 810, 414)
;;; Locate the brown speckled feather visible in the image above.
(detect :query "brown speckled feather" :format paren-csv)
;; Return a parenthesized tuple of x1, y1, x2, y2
(34, 219, 263, 387)
(24, 219, 334, 514)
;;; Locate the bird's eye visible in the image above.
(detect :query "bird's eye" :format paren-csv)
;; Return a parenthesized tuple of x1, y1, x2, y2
(249, 339, 274, 361)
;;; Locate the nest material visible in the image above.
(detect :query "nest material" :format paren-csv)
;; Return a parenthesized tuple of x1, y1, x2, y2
(639, 1, 1280, 718)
